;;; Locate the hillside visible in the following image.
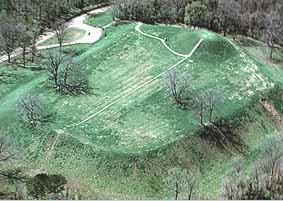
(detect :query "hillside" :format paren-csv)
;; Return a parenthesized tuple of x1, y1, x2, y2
(1, 10, 283, 199)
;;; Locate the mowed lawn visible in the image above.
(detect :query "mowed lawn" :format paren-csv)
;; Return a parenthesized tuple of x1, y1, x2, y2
(0, 18, 281, 199)
(38, 27, 86, 46)
(141, 24, 203, 55)
(85, 10, 113, 27)
(0, 22, 276, 154)
(51, 23, 190, 153)
(58, 23, 274, 154)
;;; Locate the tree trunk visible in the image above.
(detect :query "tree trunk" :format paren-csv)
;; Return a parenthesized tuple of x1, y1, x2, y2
(31, 37, 37, 63)
(55, 72, 58, 86)
(187, 181, 195, 200)
(200, 102, 204, 126)
(23, 47, 26, 68)
(39, 6, 42, 23)
(7, 52, 11, 63)
(175, 183, 179, 200)
(59, 42, 62, 53)
(209, 104, 214, 123)
(188, 188, 193, 200)
(64, 68, 69, 85)
(270, 47, 273, 60)
(31, 47, 35, 63)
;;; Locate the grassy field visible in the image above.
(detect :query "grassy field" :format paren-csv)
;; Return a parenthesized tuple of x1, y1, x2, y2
(1, 12, 283, 199)
(38, 27, 86, 46)
(141, 24, 203, 55)
(85, 10, 113, 28)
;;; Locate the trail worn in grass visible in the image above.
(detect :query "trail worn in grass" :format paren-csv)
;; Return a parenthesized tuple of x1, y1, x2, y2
(0, 22, 282, 199)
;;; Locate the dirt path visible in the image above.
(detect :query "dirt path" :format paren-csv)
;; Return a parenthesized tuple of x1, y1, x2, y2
(135, 22, 190, 58)
(56, 129, 95, 146)
(68, 38, 203, 127)
(226, 38, 240, 51)
(0, 6, 111, 63)
(103, 22, 114, 29)
(45, 131, 61, 160)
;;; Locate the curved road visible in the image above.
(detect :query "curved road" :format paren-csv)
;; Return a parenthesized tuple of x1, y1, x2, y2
(37, 6, 111, 49)
(0, 6, 111, 63)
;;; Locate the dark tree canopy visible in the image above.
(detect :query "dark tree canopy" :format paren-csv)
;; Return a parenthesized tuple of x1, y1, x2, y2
(112, 0, 283, 45)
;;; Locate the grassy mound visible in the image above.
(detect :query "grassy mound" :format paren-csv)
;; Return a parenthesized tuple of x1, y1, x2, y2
(141, 24, 202, 55)
(1, 20, 283, 199)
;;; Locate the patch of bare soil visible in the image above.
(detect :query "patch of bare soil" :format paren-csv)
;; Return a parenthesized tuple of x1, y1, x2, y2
(261, 98, 282, 131)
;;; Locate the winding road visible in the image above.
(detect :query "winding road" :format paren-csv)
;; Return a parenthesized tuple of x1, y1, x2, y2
(0, 6, 111, 63)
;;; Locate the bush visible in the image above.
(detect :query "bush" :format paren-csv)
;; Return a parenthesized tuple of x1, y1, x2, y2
(27, 173, 67, 199)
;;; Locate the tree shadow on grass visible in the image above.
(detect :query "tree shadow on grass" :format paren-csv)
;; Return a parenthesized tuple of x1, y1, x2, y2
(199, 119, 248, 154)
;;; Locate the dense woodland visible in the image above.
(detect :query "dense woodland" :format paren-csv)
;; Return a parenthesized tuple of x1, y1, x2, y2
(113, 0, 283, 45)
(0, 0, 109, 27)
(0, 0, 109, 64)
(1, 0, 282, 65)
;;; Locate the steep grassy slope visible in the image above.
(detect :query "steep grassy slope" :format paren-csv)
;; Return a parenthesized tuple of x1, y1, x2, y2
(0, 18, 283, 199)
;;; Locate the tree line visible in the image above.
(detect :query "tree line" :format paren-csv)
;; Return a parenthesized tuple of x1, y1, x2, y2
(113, 0, 283, 47)
(0, 0, 109, 27)
(112, 0, 189, 24)
(0, 0, 109, 66)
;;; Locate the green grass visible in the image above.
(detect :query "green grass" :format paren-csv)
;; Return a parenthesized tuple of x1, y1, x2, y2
(141, 24, 203, 55)
(85, 11, 113, 28)
(1, 22, 283, 199)
(38, 27, 86, 46)
(47, 23, 183, 154)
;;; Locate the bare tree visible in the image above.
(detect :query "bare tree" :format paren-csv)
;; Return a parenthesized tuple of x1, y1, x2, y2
(265, 13, 282, 60)
(223, 169, 268, 200)
(29, 22, 41, 63)
(0, 17, 19, 63)
(46, 50, 64, 89)
(17, 22, 32, 68)
(52, 21, 67, 53)
(46, 51, 91, 95)
(16, 93, 47, 126)
(58, 61, 91, 95)
(191, 89, 246, 152)
(224, 137, 283, 200)
(165, 167, 197, 200)
(261, 137, 283, 176)
(186, 170, 198, 200)
(165, 69, 191, 107)
(166, 167, 187, 200)
(0, 169, 26, 183)
(192, 89, 223, 126)
(46, 50, 90, 95)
